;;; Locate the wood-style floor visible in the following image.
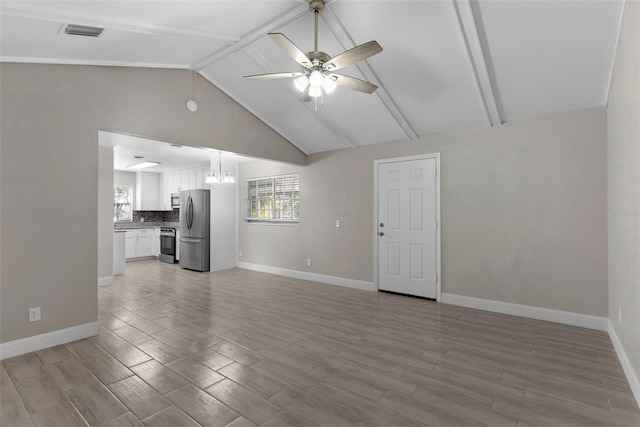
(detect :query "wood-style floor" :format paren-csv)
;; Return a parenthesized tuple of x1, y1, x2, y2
(2, 260, 639, 426)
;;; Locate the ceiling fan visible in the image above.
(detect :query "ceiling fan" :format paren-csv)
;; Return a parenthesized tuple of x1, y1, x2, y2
(244, 0, 382, 102)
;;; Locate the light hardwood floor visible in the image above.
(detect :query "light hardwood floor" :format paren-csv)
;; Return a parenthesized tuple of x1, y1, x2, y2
(2, 260, 639, 426)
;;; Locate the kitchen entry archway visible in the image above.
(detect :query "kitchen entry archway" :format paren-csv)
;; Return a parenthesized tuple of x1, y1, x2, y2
(374, 154, 441, 300)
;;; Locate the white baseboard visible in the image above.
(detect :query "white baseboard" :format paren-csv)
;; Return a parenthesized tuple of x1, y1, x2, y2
(0, 321, 100, 360)
(441, 293, 608, 331)
(238, 262, 375, 291)
(98, 276, 114, 286)
(608, 320, 640, 407)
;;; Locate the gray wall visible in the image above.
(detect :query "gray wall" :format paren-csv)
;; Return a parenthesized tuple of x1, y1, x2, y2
(239, 107, 608, 316)
(0, 63, 304, 344)
(607, 0, 640, 379)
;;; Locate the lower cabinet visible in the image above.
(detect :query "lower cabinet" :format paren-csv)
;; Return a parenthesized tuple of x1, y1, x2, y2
(125, 231, 136, 258)
(124, 228, 155, 259)
(153, 228, 161, 257)
(135, 229, 153, 257)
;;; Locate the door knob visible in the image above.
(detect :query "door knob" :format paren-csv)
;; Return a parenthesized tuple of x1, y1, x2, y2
(379, 222, 384, 228)
(378, 231, 384, 236)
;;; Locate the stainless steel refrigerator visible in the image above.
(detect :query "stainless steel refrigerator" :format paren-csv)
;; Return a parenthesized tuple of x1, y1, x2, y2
(179, 189, 210, 272)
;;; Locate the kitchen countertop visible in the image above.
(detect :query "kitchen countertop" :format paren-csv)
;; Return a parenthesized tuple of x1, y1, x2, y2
(114, 222, 180, 230)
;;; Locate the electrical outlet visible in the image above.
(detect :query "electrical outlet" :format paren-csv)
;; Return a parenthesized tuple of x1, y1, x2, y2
(619, 307, 622, 324)
(307, 258, 312, 267)
(29, 307, 41, 323)
(335, 220, 340, 228)
(239, 250, 243, 257)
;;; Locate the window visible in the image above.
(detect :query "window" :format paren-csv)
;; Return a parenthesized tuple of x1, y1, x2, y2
(114, 185, 133, 222)
(245, 174, 299, 224)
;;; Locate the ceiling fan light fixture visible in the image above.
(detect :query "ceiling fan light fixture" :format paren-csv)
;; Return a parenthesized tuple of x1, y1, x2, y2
(242, 0, 383, 106)
(308, 86, 322, 98)
(309, 70, 324, 87)
(294, 75, 309, 92)
(322, 76, 337, 94)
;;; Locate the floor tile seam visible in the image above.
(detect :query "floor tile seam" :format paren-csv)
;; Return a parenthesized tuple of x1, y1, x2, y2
(1, 373, 41, 427)
(62, 369, 130, 426)
(61, 391, 92, 427)
(165, 381, 245, 423)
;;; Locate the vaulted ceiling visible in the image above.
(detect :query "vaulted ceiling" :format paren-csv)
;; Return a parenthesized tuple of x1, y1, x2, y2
(1, 1, 624, 155)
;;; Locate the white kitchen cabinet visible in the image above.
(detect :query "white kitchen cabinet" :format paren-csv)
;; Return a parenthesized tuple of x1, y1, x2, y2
(158, 174, 171, 211)
(135, 229, 153, 257)
(114, 231, 126, 275)
(167, 172, 175, 196)
(152, 227, 161, 257)
(172, 171, 182, 193)
(136, 172, 160, 211)
(125, 230, 136, 258)
(188, 168, 197, 191)
(124, 228, 155, 259)
(196, 167, 206, 190)
(181, 170, 189, 191)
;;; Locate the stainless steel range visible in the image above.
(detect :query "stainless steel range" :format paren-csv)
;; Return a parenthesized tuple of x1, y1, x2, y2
(159, 227, 177, 264)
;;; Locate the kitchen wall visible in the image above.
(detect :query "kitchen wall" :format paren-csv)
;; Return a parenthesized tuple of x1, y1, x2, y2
(114, 170, 180, 224)
(1, 63, 304, 348)
(239, 107, 608, 317)
(607, 0, 640, 396)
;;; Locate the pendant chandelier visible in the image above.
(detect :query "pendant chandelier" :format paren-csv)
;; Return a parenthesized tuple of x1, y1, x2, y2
(205, 151, 235, 184)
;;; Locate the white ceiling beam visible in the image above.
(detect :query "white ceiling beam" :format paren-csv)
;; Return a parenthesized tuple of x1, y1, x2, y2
(192, 5, 311, 71)
(1, 5, 239, 43)
(320, 7, 418, 140)
(243, 44, 357, 150)
(452, 0, 502, 126)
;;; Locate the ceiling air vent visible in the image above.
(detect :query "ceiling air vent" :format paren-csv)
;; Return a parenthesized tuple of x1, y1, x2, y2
(63, 24, 104, 37)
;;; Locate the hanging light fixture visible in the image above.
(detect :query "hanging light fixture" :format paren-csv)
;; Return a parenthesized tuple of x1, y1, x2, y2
(185, 70, 198, 112)
(205, 152, 235, 184)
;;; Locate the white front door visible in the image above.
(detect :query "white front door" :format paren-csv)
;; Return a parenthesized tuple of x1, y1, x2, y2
(377, 156, 439, 299)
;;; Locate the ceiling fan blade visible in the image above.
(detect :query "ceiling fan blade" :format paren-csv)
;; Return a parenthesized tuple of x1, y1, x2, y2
(244, 72, 304, 80)
(330, 74, 378, 94)
(269, 33, 312, 68)
(323, 41, 382, 71)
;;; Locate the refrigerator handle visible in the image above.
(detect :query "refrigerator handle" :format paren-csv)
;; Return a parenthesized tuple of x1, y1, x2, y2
(188, 197, 193, 230)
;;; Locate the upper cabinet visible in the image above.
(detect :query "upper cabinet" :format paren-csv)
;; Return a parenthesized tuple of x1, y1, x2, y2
(164, 166, 207, 194)
(136, 172, 160, 211)
(135, 166, 208, 211)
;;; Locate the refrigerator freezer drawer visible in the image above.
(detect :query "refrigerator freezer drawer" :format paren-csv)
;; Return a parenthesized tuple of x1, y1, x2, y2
(179, 237, 209, 272)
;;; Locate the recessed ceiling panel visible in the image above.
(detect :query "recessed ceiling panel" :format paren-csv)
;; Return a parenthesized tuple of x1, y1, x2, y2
(475, 0, 624, 120)
(329, 1, 489, 136)
(0, 15, 228, 67)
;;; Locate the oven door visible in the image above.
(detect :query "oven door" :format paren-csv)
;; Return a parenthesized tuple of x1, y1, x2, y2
(159, 233, 176, 264)
(160, 234, 175, 256)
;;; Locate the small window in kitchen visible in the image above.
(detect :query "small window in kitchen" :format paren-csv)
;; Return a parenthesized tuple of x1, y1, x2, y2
(245, 174, 299, 224)
(114, 185, 132, 222)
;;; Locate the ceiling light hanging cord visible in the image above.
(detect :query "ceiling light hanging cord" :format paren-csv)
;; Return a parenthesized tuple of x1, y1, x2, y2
(186, 69, 198, 112)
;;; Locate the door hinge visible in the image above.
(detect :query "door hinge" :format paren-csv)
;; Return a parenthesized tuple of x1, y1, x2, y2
(435, 273, 438, 283)
(435, 221, 438, 230)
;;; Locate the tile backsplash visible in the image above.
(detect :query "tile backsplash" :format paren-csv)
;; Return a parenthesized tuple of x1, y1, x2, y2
(132, 209, 179, 223)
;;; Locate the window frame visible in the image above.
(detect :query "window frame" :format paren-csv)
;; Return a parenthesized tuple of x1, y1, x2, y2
(244, 174, 300, 225)
(114, 185, 133, 222)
